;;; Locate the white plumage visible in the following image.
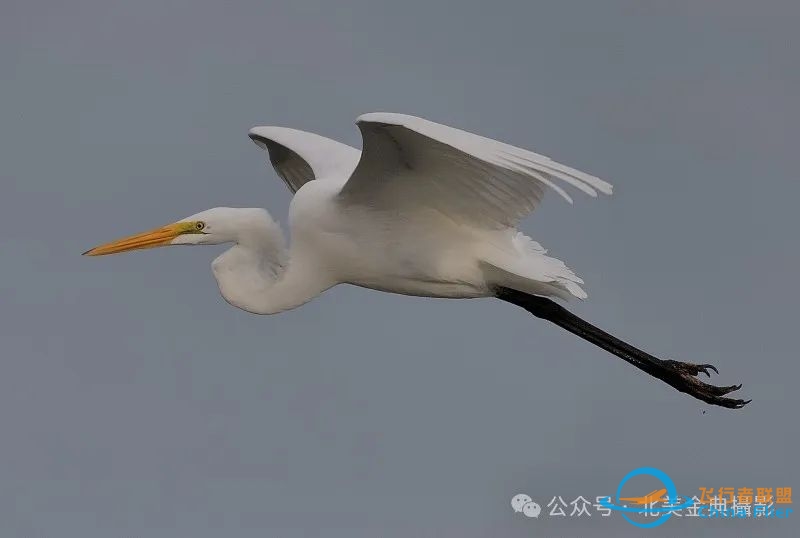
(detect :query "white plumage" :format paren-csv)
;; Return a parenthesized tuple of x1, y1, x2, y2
(252, 112, 610, 307)
(84, 112, 749, 409)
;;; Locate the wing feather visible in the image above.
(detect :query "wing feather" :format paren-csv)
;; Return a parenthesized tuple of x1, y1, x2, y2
(248, 126, 360, 193)
(340, 113, 611, 228)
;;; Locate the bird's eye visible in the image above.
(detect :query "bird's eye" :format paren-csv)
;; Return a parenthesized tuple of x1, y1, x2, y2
(195, 221, 205, 231)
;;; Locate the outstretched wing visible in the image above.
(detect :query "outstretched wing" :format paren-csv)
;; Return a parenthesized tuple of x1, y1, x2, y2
(248, 126, 360, 193)
(339, 113, 612, 228)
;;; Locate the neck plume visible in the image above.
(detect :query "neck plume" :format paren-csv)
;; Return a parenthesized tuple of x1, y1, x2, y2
(210, 216, 330, 315)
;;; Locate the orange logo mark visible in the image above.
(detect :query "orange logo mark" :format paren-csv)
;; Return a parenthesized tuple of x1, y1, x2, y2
(619, 488, 669, 506)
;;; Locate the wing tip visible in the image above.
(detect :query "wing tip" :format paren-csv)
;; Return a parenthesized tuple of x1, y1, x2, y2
(357, 112, 418, 128)
(573, 176, 613, 198)
(248, 126, 278, 148)
(248, 126, 271, 137)
(247, 129, 268, 150)
(597, 180, 614, 196)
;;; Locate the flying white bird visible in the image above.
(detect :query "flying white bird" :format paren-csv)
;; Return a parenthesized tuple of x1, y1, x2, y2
(84, 113, 748, 408)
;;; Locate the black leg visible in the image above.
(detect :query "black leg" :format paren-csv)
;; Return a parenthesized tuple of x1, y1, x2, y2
(495, 287, 750, 409)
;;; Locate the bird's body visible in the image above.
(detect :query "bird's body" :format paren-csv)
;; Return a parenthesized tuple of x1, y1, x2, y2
(292, 183, 491, 299)
(85, 112, 748, 409)
(286, 179, 559, 300)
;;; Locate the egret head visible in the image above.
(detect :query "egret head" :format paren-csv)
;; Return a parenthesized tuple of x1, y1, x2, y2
(83, 207, 272, 256)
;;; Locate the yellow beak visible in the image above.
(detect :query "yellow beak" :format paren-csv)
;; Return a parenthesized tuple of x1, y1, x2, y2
(83, 222, 188, 256)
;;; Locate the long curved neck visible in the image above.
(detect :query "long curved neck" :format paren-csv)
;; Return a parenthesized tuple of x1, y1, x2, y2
(211, 231, 331, 315)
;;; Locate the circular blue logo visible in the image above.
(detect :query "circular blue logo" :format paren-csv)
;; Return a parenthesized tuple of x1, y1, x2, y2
(600, 467, 694, 529)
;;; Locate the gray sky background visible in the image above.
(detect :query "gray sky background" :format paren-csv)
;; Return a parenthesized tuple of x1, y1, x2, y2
(2, 1, 799, 536)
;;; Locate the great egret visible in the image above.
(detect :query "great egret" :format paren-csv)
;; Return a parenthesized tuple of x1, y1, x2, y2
(84, 113, 748, 409)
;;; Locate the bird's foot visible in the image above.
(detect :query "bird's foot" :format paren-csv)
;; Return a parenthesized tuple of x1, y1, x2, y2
(660, 359, 750, 409)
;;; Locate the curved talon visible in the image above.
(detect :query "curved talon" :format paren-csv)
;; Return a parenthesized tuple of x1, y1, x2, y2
(697, 390, 750, 409)
(721, 397, 750, 409)
(649, 360, 748, 408)
(698, 363, 719, 377)
(703, 383, 741, 397)
(663, 360, 722, 379)
(669, 361, 749, 408)
(722, 383, 742, 394)
(660, 359, 749, 408)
